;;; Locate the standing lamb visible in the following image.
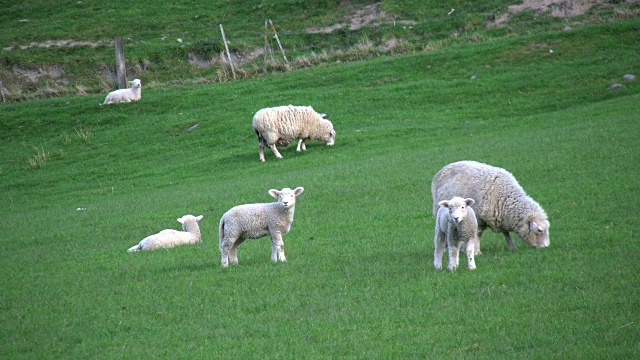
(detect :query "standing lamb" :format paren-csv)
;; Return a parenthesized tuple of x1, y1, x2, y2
(127, 214, 204, 252)
(434, 197, 478, 271)
(431, 160, 550, 254)
(252, 105, 336, 162)
(103, 79, 142, 105)
(219, 187, 304, 267)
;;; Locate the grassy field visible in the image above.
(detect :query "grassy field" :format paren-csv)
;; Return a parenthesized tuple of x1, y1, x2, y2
(1, 15, 639, 359)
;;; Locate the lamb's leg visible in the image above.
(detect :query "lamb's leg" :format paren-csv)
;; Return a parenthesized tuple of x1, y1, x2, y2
(296, 139, 306, 152)
(270, 232, 286, 263)
(447, 239, 461, 271)
(258, 141, 266, 162)
(503, 232, 518, 252)
(229, 246, 239, 265)
(220, 239, 232, 268)
(434, 230, 446, 270)
(269, 144, 283, 159)
(466, 240, 476, 270)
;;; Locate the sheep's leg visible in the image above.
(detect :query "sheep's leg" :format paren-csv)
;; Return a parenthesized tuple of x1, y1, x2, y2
(258, 139, 266, 162)
(296, 139, 306, 152)
(270, 232, 286, 263)
(447, 239, 461, 271)
(434, 230, 446, 270)
(475, 227, 485, 255)
(466, 240, 476, 270)
(503, 231, 518, 252)
(220, 239, 233, 268)
(269, 144, 283, 159)
(229, 239, 245, 265)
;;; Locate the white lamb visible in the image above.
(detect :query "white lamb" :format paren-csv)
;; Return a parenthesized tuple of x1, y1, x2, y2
(219, 187, 304, 267)
(127, 214, 204, 252)
(252, 105, 336, 162)
(434, 197, 478, 271)
(431, 160, 550, 254)
(103, 79, 142, 105)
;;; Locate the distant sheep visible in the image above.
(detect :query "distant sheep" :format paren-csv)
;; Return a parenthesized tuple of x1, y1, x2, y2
(434, 197, 478, 271)
(431, 161, 550, 254)
(128, 214, 203, 252)
(103, 79, 142, 105)
(219, 187, 304, 267)
(252, 105, 336, 162)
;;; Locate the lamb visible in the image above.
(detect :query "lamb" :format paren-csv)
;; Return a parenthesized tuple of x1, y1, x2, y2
(431, 160, 550, 254)
(252, 105, 336, 162)
(219, 187, 304, 267)
(127, 214, 204, 252)
(434, 197, 478, 271)
(103, 79, 142, 105)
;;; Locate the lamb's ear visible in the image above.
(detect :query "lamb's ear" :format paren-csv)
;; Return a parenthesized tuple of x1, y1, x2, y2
(465, 198, 475, 206)
(268, 189, 280, 198)
(177, 217, 185, 224)
(293, 187, 304, 196)
(196, 215, 204, 221)
(438, 200, 449, 208)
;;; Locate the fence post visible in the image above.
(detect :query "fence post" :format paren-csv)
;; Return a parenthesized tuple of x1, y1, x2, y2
(0, 78, 6, 103)
(269, 20, 289, 67)
(219, 24, 237, 80)
(114, 36, 127, 89)
(263, 19, 268, 73)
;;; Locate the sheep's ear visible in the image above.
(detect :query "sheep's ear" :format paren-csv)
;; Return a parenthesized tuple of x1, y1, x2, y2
(196, 215, 204, 221)
(177, 217, 185, 223)
(465, 198, 475, 206)
(293, 187, 304, 196)
(268, 189, 280, 198)
(438, 200, 449, 208)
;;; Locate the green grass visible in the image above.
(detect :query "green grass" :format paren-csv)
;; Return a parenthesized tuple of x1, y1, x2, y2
(1, 18, 640, 359)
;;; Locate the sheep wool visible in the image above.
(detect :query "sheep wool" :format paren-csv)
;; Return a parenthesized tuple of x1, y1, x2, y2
(434, 197, 478, 271)
(103, 79, 142, 105)
(431, 161, 550, 253)
(128, 214, 203, 252)
(219, 187, 304, 267)
(252, 105, 336, 161)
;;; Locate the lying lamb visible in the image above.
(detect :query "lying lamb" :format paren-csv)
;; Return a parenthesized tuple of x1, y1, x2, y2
(103, 79, 142, 105)
(252, 105, 336, 162)
(127, 214, 204, 252)
(431, 160, 550, 254)
(434, 197, 478, 271)
(219, 187, 304, 267)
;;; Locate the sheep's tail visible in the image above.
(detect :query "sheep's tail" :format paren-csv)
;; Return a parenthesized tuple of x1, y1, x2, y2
(128, 244, 142, 252)
(219, 216, 226, 246)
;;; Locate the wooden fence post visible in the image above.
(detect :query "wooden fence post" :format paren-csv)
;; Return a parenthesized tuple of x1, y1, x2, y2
(268, 20, 289, 67)
(263, 19, 268, 73)
(114, 36, 127, 89)
(0, 78, 6, 103)
(219, 24, 237, 80)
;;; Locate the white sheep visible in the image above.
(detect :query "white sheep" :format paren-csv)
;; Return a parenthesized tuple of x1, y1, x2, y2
(431, 160, 550, 254)
(252, 105, 336, 162)
(103, 79, 142, 105)
(219, 187, 304, 267)
(127, 214, 204, 252)
(434, 197, 478, 271)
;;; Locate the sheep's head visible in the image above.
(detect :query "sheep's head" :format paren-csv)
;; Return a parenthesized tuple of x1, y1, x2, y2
(438, 197, 474, 224)
(177, 214, 203, 232)
(321, 120, 336, 146)
(129, 79, 142, 89)
(269, 187, 304, 209)
(518, 214, 550, 248)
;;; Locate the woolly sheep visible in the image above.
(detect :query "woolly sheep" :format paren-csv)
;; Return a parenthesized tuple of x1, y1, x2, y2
(431, 161, 550, 254)
(127, 214, 204, 252)
(252, 105, 336, 162)
(103, 79, 142, 105)
(434, 197, 478, 271)
(219, 187, 304, 267)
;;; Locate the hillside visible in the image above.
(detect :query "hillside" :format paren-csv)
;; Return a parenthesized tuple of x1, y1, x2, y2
(1, 0, 638, 101)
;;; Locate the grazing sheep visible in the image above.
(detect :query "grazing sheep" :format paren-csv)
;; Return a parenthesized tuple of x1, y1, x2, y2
(219, 187, 304, 267)
(434, 197, 478, 271)
(128, 214, 204, 252)
(252, 105, 336, 162)
(431, 161, 550, 254)
(103, 79, 142, 105)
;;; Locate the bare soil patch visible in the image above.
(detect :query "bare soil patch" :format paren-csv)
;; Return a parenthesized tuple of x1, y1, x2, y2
(489, 0, 608, 27)
(306, 3, 416, 34)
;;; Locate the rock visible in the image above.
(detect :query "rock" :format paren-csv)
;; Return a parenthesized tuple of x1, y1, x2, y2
(622, 74, 635, 82)
(470, 75, 477, 81)
(563, 26, 572, 31)
(608, 84, 622, 91)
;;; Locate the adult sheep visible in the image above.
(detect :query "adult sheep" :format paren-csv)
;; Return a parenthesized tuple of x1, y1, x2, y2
(431, 161, 550, 253)
(252, 105, 336, 162)
(103, 79, 142, 105)
(219, 187, 304, 267)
